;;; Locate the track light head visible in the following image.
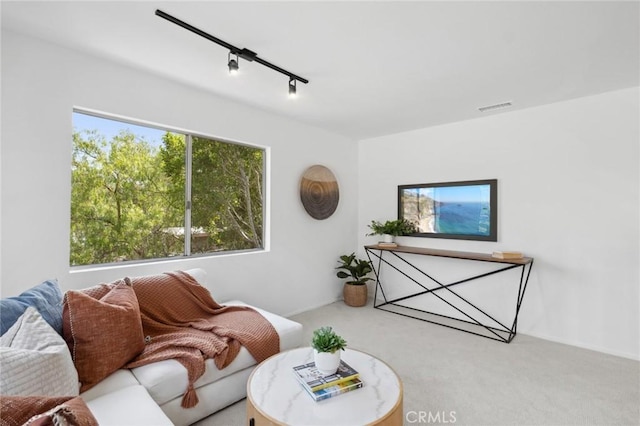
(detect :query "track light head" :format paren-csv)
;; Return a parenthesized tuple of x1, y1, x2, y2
(228, 59, 238, 75)
(288, 79, 297, 98)
(228, 52, 239, 75)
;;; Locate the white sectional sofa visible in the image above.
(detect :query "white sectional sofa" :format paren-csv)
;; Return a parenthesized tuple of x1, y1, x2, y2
(0, 268, 303, 426)
(82, 300, 302, 425)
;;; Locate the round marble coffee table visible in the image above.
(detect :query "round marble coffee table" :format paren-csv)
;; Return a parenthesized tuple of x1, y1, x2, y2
(246, 347, 403, 426)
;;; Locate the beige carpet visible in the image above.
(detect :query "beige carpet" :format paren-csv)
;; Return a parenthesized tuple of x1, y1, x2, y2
(195, 300, 639, 426)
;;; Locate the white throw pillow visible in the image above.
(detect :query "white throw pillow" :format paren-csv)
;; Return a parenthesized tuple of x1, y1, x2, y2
(0, 306, 79, 396)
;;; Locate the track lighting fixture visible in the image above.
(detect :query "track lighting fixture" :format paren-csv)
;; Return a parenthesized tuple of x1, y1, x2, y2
(228, 52, 239, 75)
(156, 9, 309, 96)
(288, 79, 297, 98)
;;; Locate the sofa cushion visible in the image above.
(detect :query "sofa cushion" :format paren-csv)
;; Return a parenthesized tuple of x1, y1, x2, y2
(78, 369, 140, 402)
(131, 350, 258, 406)
(63, 281, 145, 392)
(82, 385, 173, 426)
(131, 300, 303, 405)
(0, 307, 79, 397)
(0, 279, 63, 336)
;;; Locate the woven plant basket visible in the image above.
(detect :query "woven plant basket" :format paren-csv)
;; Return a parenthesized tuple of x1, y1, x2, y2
(343, 283, 367, 307)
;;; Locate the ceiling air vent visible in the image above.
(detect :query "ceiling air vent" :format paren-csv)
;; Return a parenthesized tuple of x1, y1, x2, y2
(478, 101, 513, 112)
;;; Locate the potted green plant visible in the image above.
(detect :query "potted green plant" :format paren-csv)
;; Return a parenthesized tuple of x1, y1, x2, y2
(367, 219, 416, 243)
(336, 253, 373, 307)
(311, 326, 347, 374)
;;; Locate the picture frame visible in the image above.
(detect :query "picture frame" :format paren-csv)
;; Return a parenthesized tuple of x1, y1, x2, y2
(398, 179, 498, 241)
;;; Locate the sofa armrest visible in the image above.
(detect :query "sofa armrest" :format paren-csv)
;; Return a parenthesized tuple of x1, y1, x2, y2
(184, 268, 207, 286)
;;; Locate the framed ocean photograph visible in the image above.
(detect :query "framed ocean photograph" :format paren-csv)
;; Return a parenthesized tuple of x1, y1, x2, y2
(398, 179, 497, 241)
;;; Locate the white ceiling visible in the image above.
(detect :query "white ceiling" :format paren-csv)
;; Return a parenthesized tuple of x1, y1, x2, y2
(2, 1, 639, 140)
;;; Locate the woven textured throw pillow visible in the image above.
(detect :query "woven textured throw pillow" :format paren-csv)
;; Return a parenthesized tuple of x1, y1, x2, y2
(63, 281, 145, 392)
(0, 395, 97, 426)
(0, 307, 79, 396)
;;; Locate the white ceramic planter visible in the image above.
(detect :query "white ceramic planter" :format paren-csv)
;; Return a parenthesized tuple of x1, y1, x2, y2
(382, 234, 394, 243)
(314, 349, 341, 375)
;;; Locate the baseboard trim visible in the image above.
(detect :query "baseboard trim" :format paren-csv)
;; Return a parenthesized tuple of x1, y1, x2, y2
(282, 297, 342, 318)
(519, 330, 639, 361)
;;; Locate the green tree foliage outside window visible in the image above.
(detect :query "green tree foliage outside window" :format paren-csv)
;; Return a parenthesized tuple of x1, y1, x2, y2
(70, 112, 264, 266)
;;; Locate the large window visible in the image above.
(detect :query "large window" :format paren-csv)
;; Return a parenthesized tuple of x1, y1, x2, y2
(71, 111, 265, 267)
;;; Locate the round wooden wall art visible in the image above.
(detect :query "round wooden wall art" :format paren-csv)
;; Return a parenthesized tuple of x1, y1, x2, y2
(300, 165, 339, 220)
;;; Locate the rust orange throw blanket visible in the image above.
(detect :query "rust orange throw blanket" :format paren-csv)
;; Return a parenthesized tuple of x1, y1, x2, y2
(125, 271, 280, 408)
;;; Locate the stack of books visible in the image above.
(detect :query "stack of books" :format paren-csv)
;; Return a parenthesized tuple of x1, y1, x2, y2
(492, 251, 523, 259)
(292, 360, 363, 402)
(377, 242, 398, 248)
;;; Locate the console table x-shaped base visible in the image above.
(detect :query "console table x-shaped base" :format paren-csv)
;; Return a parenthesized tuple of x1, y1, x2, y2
(364, 245, 534, 343)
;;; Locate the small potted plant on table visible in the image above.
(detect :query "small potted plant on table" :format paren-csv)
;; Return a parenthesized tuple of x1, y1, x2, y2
(336, 253, 373, 307)
(311, 326, 347, 375)
(367, 219, 416, 244)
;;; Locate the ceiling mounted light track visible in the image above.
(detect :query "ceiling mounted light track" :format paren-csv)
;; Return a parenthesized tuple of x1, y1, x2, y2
(156, 9, 309, 96)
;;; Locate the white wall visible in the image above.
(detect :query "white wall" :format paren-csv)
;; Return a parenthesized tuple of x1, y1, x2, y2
(358, 88, 639, 360)
(2, 30, 638, 360)
(0, 30, 359, 316)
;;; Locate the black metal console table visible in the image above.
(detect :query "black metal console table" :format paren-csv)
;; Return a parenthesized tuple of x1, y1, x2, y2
(364, 245, 534, 343)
